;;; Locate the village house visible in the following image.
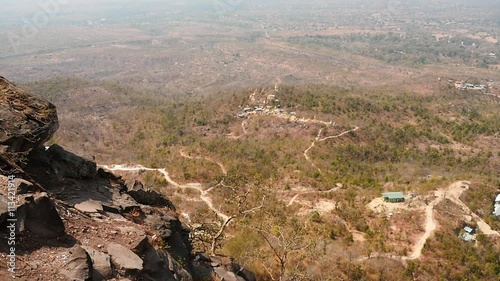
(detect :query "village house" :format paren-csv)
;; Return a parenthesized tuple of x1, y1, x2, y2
(460, 226, 475, 242)
(382, 192, 405, 203)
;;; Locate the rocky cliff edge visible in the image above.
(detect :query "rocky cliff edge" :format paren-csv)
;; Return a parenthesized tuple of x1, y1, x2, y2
(0, 76, 254, 281)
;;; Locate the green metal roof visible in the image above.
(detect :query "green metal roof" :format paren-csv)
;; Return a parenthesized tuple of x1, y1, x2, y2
(382, 192, 405, 199)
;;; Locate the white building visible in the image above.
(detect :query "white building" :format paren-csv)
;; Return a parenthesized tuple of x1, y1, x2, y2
(493, 194, 500, 217)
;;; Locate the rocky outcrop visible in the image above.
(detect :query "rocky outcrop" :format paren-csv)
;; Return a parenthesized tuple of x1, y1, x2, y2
(107, 243, 144, 272)
(194, 255, 257, 281)
(47, 144, 97, 179)
(0, 76, 58, 170)
(134, 238, 192, 281)
(0, 76, 255, 281)
(59, 245, 93, 281)
(127, 180, 176, 210)
(82, 246, 113, 280)
(74, 199, 104, 213)
(16, 193, 65, 238)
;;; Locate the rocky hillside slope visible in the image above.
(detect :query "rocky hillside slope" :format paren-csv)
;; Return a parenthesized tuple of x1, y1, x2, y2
(0, 76, 254, 281)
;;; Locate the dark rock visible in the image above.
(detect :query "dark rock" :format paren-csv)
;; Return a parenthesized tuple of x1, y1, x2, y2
(144, 214, 175, 240)
(134, 239, 178, 281)
(82, 246, 113, 280)
(237, 267, 256, 281)
(97, 168, 120, 180)
(14, 178, 36, 194)
(101, 203, 120, 214)
(166, 254, 193, 281)
(47, 144, 96, 179)
(107, 243, 143, 272)
(112, 190, 139, 211)
(166, 231, 193, 274)
(194, 253, 212, 263)
(127, 180, 176, 210)
(27, 146, 51, 166)
(0, 76, 58, 169)
(59, 245, 93, 281)
(17, 193, 65, 238)
(196, 256, 256, 281)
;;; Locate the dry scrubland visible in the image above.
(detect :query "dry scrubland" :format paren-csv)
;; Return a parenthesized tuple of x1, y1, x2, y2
(1, 0, 499, 280)
(24, 79, 500, 280)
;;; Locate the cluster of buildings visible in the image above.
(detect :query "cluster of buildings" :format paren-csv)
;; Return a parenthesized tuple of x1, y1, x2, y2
(453, 81, 488, 90)
(238, 106, 278, 118)
(238, 88, 282, 119)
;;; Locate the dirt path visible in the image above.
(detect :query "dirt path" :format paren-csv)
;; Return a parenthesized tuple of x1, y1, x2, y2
(303, 124, 359, 174)
(359, 181, 499, 262)
(403, 196, 442, 260)
(286, 187, 339, 207)
(100, 164, 230, 221)
(439, 182, 499, 236)
(241, 120, 248, 136)
(484, 92, 500, 99)
(303, 127, 325, 174)
(180, 150, 228, 175)
(226, 120, 248, 140)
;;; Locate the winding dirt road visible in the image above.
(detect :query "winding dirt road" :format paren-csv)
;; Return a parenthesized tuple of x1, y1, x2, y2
(100, 164, 230, 221)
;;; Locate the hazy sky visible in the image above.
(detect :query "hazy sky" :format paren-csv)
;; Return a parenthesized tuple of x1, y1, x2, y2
(0, 0, 498, 27)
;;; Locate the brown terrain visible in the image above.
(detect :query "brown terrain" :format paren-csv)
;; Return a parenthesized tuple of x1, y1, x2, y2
(1, 1, 499, 280)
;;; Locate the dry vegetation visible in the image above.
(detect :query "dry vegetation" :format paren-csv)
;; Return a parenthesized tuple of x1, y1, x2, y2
(1, 0, 499, 279)
(27, 79, 500, 280)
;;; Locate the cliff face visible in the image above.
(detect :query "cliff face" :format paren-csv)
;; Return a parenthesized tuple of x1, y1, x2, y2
(0, 76, 254, 281)
(0, 76, 58, 170)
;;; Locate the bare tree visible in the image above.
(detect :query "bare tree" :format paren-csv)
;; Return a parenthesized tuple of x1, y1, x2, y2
(253, 224, 311, 281)
(190, 181, 265, 255)
(209, 183, 265, 255)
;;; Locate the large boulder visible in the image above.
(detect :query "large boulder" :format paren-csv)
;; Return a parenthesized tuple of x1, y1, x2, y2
(0, 76, 58, 168)
(107, 243, 144, 272)
(127, 180, 176, 210)
(46, 144, 97, 179)
(133, 239, 179, 281)
(193, 256, 256, 281)
(59, 245, 93, 281)
(82, 246, 113, 280)
(16, 193, 65, 238)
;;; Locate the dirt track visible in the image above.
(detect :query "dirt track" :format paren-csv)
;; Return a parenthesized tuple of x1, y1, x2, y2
(100, 164, 230, 221)
(303, 124, 359, 174)
(361, 181, 499, 261)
